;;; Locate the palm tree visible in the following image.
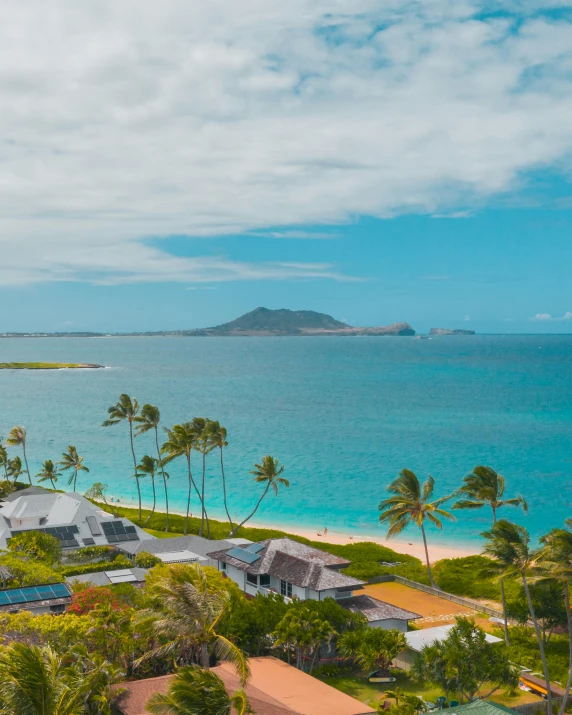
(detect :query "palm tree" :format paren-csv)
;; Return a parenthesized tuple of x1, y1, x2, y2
(0, 642, 118, 715)
(229, 456, 289, 537)
(538, 519, 572, 715)
(36, 459, 61, 489)
(379, 469, 455, 588)
(6, 456, 25, 484)
(136, 455, 164, 527)
(6, 426, 31, 485)
(482, 520, 553, 714)
(102, 394, 141, 520)
(59, 445, 89, 491)
(338, 627, 407, 677)
(146, 665, 250, 715)
(454, 465, 528, 644)
(0, 439, 8, 479)
(162, 423, 203, 535)
(192, 418, 214, 539)
(206, 421, 232, 532)
(135, 404, 170, 531)
(136, 564, 250, 684)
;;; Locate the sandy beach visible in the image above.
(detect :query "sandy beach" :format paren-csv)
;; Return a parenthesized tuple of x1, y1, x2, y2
(247, 521, 479, 562)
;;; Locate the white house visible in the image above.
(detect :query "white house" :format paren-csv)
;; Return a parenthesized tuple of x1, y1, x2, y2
(0, 487, 153, 551)
(208, 538, 421, 629)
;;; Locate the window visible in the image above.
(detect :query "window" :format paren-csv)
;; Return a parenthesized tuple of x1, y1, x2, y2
(220, 561, 227, 571)
(280, 580, 293, 598)
(259, 574, 270, 587)
(246, 572, 258, 586)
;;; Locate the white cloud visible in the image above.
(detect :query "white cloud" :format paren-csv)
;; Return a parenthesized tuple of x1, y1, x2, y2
(531, 312, 572, 321)
(1, 1, 572, 285)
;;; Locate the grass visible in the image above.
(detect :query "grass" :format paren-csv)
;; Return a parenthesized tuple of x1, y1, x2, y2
(322, 669, 541, 709)
(0, 362, 103, 370)
(143, 528, 181, 539)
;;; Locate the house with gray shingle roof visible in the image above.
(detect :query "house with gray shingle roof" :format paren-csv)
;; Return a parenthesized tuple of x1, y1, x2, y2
(207, 538, 421, 630)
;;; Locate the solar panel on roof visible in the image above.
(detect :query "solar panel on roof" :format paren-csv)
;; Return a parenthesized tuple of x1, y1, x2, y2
(245, 542, 265, 554)
(82, 538, 95, 546)
(0, 583, 71, 607)
(227, 547, 261, 564)
(86, 516, 101, 536)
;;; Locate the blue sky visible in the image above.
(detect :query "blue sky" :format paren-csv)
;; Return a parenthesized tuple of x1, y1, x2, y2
(1, 1, 572, 333)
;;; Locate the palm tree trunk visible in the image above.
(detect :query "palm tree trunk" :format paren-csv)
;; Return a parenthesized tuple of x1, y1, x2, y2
(22, 443, 31, 485)
(184, 453, 193, 536)
(50, 478, 55, 489)
(74, 467, 78, 491)
(229, 483, 271, 536)
(200, 452, 206, 537)
(220, 447, 233, 531)
(492, 506, 511, 646)
(154, 428, 169, 532)
(200, 642, 209, 669)
(129, 420, 141, 521)
(558, 580, 572, 715)
(420, 523, 437, 588)
(144, 476, 157, 527)
(522, 573, 553, 714)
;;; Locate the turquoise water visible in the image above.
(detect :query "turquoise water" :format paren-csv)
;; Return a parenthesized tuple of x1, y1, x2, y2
(0, 335, 571, 549)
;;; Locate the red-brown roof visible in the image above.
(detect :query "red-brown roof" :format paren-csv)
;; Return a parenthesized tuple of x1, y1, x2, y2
(114, 657, 376, 715)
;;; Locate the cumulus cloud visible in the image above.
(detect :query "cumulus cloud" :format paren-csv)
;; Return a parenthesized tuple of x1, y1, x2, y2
(1, 1, 572, 285)
(531, 312, 572, 321)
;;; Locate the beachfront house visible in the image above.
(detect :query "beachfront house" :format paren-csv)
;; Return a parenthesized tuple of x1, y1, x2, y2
(0, 486, 153, 552)
(207, 537, 421, 629)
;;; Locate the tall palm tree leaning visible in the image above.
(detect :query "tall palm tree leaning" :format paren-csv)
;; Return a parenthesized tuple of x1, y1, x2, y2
(162, 423, 203, 536)
(482, 519, 553, 714)
(136, 455, 164, 527)
(135, 404, 170, 531)
(36, 460, 61, 490)
(6, 426, 31, 485)
(102, 394, 141, 521)
(0, 439, 8, 479)
(136, 564, 250, 684)
(454, 465, 528, 645)
(379, 469, 455, 589)
(230, 456, 289, 537)
(59, 445, 89, 491)
(538, 519, 572, 715)
(147, 665, 251, 715)
(207, 421, 233, 532)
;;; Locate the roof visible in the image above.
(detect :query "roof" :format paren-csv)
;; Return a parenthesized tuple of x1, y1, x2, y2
(208, 537, 361, 592)
(66, 568, 148, 588)
(0, 583, 72, 611)
(340, 595, 422, 623)
(405, 625, 503, 652)
(446, 699, 518, 715)
(114, 656, 376, 715)
(0, 487, 153, 551)
(115, 534, 234, 562)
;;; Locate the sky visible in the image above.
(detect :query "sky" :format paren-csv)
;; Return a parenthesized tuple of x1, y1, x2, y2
(1, 0, 572, 333)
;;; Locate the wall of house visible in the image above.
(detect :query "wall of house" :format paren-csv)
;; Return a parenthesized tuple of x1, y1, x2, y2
(393, 648, 415, 671)
(224, 564, 246, 591)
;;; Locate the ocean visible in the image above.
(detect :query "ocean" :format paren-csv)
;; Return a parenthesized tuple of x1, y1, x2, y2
(0, 335, 571, 550)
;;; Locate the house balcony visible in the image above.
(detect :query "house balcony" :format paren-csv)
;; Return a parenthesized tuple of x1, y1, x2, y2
(245, 582, 293, 604)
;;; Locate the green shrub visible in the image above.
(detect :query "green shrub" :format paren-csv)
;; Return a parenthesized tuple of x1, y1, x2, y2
(134, 552, 162, 568)
(60, 555, 132, 577)
(432, 555, 504, 600)
(65, 546, 115, 563)
(313, 664, 353, 679)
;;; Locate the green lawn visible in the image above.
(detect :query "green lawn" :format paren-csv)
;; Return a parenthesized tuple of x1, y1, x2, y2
(322, 669, 540, 709)
(143, 528, 182, 539)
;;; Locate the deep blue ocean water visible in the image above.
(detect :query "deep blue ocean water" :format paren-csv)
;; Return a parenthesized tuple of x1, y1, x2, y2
(0, 335, 571, 549)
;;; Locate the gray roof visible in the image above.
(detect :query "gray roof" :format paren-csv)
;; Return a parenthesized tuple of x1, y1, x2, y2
(66, 567, 148, 588)
(116, 534, 236, 565)
(405, 625, 502, 652)
(208, 537, 363, 592)
(0, 487, 153, 551)
(340, 595, 422, 623)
